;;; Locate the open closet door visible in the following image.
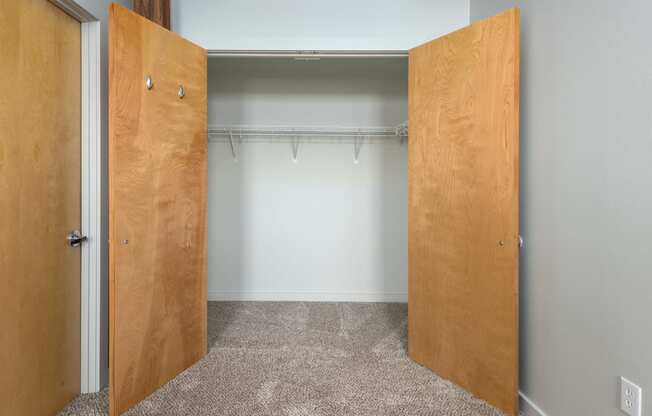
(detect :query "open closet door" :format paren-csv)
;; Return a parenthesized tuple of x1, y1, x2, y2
(108, 4, 207, 415)
(408, 8, 520, 416)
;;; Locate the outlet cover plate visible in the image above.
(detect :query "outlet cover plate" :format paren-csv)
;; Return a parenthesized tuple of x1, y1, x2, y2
(620, 377, 642, 416)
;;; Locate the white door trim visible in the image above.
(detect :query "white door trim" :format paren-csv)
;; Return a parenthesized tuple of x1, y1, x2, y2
(207, 49, 409, 58)
(80, 18, 102, 395)
(50, 0, 103, 394)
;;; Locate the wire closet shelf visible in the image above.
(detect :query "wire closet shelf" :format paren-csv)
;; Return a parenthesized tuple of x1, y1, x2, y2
(208, 124, 408, 143)
(208, 124, 408, 163)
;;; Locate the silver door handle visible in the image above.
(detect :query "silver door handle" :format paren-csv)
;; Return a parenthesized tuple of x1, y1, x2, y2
(67, 230, 87, 247)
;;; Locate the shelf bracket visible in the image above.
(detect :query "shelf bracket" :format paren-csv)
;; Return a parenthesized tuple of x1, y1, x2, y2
(291, 136, 300, 163)
(228, 130, 239, 162)
(353, 134, 363, 164)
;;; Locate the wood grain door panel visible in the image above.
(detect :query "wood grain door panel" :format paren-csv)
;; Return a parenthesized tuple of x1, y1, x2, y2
(408, 9, 520, 416)
(0, 0, 81, 414)
(109, 4, 208, 415)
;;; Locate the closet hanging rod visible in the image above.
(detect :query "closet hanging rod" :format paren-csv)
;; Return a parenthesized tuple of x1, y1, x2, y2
(208, 125, 408, 139)
(207, 50, 409, 58)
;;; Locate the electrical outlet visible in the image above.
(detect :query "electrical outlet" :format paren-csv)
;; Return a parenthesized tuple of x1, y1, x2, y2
(620, 377, 642, 416)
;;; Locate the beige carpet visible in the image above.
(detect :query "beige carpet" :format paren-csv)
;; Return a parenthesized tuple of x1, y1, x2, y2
(60, 301, 506, 416)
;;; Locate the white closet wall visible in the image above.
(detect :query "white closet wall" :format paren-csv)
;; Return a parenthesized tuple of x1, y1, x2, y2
(172, 0, 469, 51)
(207, 58, 408, 302)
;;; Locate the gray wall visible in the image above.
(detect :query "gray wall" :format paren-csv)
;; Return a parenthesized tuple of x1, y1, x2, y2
(470, 2, 652, 415)
(75, 0, 130, 389)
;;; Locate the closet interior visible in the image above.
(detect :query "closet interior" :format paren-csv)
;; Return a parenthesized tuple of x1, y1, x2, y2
(205, 54, 409, 301)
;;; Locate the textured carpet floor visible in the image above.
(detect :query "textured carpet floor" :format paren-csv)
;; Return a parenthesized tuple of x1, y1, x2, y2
(60, 301, 505, 416)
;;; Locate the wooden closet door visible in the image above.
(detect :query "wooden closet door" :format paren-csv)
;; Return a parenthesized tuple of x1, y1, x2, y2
(109, 4, 207, 415)
(408, 8, 520, 416)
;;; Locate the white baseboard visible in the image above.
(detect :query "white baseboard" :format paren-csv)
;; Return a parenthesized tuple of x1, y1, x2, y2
(207, 290, 408, 303)
(520, 391, 547, 416)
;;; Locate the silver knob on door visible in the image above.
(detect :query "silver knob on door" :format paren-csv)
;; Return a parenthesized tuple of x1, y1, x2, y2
(67, 230, 87, 247)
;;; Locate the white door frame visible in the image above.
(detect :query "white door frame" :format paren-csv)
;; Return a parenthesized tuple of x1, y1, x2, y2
(49, 0, 103, 394)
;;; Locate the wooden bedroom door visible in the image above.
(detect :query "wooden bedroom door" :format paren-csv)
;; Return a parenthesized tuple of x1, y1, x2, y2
(408, 8, 520, 416)
(108, 4, 208, 415)
(0, 1, 81, 414)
